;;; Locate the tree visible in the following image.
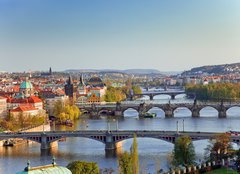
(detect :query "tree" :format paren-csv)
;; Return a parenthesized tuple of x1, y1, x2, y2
(205, 133, 232, 162)
(67, 160, 99, 174)
(132, 86, 142, 95)
(118, 151, 133, 174)
(173, 136, 195, 166)
(53, 100, 64, 117)
(235, 149, 240, 172)
(131, 134, 139, 174)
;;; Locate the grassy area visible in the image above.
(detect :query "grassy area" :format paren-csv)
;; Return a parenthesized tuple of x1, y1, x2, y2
(206, 167, 238, 174)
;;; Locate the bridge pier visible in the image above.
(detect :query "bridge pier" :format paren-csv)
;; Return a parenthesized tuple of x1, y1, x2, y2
(114, 111, 123, 117)
(192, 109, 200, 117)
(218, 104, 227, 118)
(105, 133, 116, 151)
(90, 111, 99, 118)
(171, 95, 175, 100)
(41, 135, 51, 150)
(218, 110, 227, 118)
(149, 94, 154, 100)
(164, 109, 173, 118)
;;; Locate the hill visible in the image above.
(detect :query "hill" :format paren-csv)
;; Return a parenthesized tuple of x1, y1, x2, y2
(182, 63, 240, 76)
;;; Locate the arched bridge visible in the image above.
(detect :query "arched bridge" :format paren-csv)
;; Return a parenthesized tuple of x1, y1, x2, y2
(132, 90, 186, 100)
(1, 130, 239, 151)
(77, 102, 240, 118)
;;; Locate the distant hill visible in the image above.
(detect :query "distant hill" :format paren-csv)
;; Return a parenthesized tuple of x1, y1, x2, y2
(65, 69, 163, 75)
(182, 63, 240, 76)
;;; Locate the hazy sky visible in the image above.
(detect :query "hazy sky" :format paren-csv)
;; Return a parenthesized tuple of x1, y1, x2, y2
(0, 0, 240, 72)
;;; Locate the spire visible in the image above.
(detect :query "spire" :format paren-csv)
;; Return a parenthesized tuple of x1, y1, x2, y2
(79, 74, 85, 86)
(49, 67, 52, 75)
(68, 75, 73, 84)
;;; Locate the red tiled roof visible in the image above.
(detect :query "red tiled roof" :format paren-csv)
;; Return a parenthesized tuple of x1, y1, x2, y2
(11, 105, 38, 112)
(28, 96, 42, 103)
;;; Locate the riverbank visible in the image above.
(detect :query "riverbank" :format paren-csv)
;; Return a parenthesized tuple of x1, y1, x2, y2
(0, 124, 50, 147)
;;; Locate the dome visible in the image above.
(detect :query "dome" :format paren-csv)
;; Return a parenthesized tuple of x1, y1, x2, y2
(88, 77, 103, 83)
(20, 81, 33, 89)
(87, 76, 105, 87)
(16, 166, 72, 174)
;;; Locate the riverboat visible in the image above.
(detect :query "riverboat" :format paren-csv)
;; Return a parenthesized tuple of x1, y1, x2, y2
(142, 112, 157, 118)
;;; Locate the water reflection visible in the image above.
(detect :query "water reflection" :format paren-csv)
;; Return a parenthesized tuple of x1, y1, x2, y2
(2, 95, 240, 173)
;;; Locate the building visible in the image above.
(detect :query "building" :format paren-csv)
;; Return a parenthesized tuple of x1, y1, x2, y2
(16, 159, 72, 174)
(64, 76, 74, 98)
(77, 74, 87, 96)
(0, 96, 7, 118)
(45, 95, 69, 116)
(17, 78, 34, 98)
(10, 105, 39, 118)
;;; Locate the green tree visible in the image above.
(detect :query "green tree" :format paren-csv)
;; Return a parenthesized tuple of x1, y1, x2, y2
(132, 86, 142, 95)
(131, 134, 139, 174)
(118, 151, 133, 174)
(67, 160, 99, 174)
(53, 100, 64, 117)
(205, 133, 232, 161)
(173, 136, 195, 166)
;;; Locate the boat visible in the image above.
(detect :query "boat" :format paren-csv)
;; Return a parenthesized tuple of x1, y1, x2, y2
(3, 140, 14, 147)
(142, 112, 157, 118)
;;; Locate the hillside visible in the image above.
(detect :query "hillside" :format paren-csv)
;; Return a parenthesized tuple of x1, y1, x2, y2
(182, 63, 240, 76)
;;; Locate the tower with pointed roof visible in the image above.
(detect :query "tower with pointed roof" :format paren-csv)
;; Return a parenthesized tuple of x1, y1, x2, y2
(64, 76, 74, 98)
(77, 74, 87, 96)
(49, 67, 52, 75)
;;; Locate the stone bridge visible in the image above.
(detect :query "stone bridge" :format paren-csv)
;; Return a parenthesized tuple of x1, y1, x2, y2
(1, 130, 239, 152)
(131, 90, 186, 100)
(77, 101, 240, 118)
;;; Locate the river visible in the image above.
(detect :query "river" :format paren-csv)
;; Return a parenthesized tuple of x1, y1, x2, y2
(1, 94, 240, 173)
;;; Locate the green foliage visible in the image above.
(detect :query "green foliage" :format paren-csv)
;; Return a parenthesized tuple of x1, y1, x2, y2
(104, 86, 126, 102)
(53, 101, 81, 123)
(0, 113, 46, 131)
(118, 134, 139, 174)
(67, 160, 99, 174)
(132, 86, 142, 95)
(118, 151, 133, 174)
(204, 133, 232, 161)
(205, 167, 238, 174)
(173, 136, 195, 166)
(131, 134, 139, 174)
(185, 83, 240, 101)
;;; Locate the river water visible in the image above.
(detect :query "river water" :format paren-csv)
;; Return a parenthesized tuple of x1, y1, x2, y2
(1, 94, 240, 173)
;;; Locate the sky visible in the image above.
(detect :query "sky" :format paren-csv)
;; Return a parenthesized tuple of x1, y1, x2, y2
(0, 0, 240, 72)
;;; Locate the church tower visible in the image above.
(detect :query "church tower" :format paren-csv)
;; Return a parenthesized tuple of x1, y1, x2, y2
(64, 76, 74, 98)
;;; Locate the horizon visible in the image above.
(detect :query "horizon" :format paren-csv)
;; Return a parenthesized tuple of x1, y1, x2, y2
(1, 0, 240, 72)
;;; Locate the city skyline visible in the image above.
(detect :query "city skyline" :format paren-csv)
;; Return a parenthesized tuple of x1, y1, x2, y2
(1, 0, 240, 72)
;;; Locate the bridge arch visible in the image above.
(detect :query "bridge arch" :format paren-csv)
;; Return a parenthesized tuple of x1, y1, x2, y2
(123, 108, 139, 117)
(153, 94, 171, 100)
(136, 95, 150, 100)
(200, 106, 218, 117)
(173, 107, 192, 117)
(98, 109, 113, 116)
(146, 107, 165, 117)
(174, 94, 187, 99)
(226, 106, 240, 117)
(114, 136, 176, 145)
